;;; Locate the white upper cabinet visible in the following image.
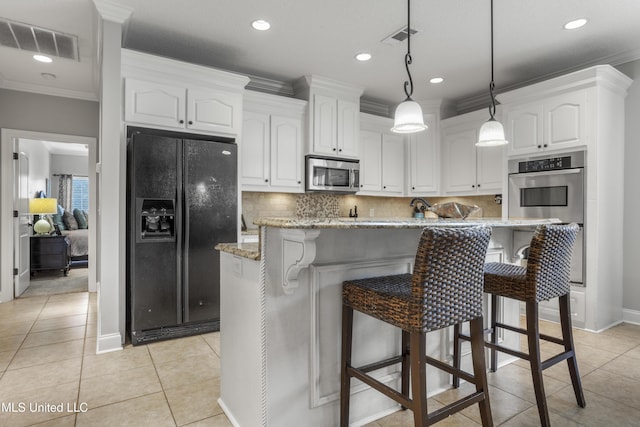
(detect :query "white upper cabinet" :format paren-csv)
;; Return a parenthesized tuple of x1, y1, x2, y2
(407, 112, 439, 195)
(358, 114, 405, 196)
(503, 89, 588, 157)
(121, 50, 249, 137)
(241, 91, 306, 193)
(295, 75, 363, 159)
(441, 110, 504, 195)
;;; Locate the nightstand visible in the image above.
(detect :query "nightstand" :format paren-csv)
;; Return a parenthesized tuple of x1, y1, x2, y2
(30, 235, 71, 276)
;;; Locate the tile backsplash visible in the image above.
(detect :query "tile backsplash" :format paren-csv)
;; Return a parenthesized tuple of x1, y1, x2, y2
(242, 192, 502, 229)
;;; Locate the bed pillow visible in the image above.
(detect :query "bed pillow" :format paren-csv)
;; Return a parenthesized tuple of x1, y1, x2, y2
(73, 209, 88, 229)
(52, 213, 67, 231)
(62, 210, 78, 230)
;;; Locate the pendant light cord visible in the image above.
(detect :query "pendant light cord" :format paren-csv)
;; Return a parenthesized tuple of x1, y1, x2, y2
(403, 0, 414, 100)
(488, 0, 497, 119)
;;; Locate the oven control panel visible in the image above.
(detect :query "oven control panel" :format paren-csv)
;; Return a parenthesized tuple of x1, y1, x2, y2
(518, 156, 572, 173)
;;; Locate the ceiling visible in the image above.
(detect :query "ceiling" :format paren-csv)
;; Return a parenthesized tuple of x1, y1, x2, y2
(1, 0, 640, 115)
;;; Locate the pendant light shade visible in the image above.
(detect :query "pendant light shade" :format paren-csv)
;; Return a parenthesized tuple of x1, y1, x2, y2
(478, 118, 507, 146)
(391, 0, 427, 134)
(392, 99, 427, 133)
(476, 0, 508, 147)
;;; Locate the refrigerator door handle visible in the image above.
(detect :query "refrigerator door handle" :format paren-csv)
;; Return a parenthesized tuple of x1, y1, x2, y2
(181, 143, 189, 322)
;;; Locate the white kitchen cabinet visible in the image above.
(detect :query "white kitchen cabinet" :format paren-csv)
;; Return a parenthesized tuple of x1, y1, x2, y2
(441, 110, 504, 195)
(504, 89, 587, 157)
(359, 130, 382, 192)
(242, 91, 307, 193)
(407, 113, 439, 195)
(497, 65, 632, 331)
(358, 114, 405, 196)
(295, 75, 363, 159)
(124, 78, 243, 135)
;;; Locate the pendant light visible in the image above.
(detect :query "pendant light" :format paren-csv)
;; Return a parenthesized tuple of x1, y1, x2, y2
(391, 0, 427, 134)
(476, 0, 508, 146)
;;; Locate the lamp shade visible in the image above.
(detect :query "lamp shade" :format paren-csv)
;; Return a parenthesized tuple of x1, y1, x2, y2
(29, 198, 58, 214)
(391, 100, 428, 134)
(476, 118, 508, 147)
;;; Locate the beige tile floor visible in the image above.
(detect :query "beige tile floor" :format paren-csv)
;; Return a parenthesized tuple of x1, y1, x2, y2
(1, 292, 640, 426)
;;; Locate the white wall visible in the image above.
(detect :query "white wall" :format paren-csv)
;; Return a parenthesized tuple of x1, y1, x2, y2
(618, 59, 640, 316)
(18, 139, 51, 198)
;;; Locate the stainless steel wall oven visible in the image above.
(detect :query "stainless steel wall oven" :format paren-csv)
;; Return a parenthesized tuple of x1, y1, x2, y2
(508, 151, 585, 285)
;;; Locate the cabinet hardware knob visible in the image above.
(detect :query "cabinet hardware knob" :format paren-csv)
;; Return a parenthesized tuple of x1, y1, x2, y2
(188, 120, 193, 125)
(477, 184, 481, 187)
(412, 186, 415, 190)
(537, 145, 542, 148)
(383, 186, 387, 189)
(265, 179, 269, 182)
(333, 148, 336, 151)
(179, 119, 184, 124)
(472, 185, 475, 188)
(297, 181, 301, 184)
(543, 144, 548, 147)
(360, 184, 363, 188)
(338, 148, 342, 152)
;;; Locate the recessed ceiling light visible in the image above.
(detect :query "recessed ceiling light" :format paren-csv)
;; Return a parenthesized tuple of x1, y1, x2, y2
(251, 19, 271, 31)
(41, 72, 56, 80)
(429, 77, 444, 84)
(33, 54, 52, 63)
(564, 18, 587, 30)
(355, 53, 372, 62)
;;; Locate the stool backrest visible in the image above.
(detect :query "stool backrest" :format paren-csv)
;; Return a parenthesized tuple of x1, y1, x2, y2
(411, 225, 491, 332)
(526, 223, 579, 302)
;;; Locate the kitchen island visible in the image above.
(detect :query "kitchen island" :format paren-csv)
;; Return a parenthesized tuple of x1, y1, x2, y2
(216, 217, 559, 427)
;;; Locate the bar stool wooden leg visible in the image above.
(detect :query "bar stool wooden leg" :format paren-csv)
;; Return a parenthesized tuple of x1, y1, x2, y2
(340, 304, 354, 427)
(490, 294, 498, 372)
(470, 317, 493, 427)
(526, 301, 551, 427)
(452, 324, 461, 388)
(409, 332, 428, 427)
(559, 294, 586, 408)
(401, 330, 411, 408)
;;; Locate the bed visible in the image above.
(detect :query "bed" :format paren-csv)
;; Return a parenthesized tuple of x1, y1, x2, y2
(60, 229, 89, 265)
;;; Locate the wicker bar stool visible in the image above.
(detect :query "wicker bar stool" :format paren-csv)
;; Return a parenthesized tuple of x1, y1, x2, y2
(340, 226, 493, 427)
(453, 223, 585, 427)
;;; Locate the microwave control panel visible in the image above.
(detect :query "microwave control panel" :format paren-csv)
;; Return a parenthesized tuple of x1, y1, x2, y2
(518, 156, 572, 173)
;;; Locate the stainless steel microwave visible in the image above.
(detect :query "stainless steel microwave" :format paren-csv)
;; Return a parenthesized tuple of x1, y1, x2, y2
(305, 156, 359, 193)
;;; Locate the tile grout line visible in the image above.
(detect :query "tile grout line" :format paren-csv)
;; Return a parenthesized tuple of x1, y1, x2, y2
(147, 342, 179, 426)
(73, 293, 92, 426)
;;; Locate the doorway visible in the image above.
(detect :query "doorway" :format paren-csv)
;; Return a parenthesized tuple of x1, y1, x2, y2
(0, 129, 97, 303)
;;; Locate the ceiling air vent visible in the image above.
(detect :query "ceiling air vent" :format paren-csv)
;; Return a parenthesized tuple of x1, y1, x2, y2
(0, 18, 79, 61)
(381, 26, 420, 46)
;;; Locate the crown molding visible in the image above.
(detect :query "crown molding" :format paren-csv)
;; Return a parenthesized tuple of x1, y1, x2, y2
(0, 78, 98, 102)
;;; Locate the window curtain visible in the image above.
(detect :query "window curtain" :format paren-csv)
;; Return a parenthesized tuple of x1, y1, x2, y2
(57, 174, 73, 211)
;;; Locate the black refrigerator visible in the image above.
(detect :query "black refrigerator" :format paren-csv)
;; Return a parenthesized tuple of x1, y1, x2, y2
(126, 126, 237, 345)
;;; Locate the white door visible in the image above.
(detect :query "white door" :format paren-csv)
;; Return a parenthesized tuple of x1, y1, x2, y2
(14, 151, 30, 297)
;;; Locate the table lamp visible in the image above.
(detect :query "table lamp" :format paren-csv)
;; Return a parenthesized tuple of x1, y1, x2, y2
(29, 198, 58, 235)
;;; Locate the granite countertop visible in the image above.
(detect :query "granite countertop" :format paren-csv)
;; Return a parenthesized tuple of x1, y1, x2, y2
(215, 242, 260, 260)
(217, 217, 562, 260)
(253, 217, 562, 229)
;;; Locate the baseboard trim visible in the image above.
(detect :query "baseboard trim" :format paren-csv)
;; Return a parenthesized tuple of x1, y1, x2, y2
(623, 308, 640, 325)
(96, 333, 123, 354)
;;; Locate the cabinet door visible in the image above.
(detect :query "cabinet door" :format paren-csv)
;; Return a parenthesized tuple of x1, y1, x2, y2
(187, 88, 241, 135)
(124, 78, 186, 128)
(337, 99, 360, 158)
(544, 90, 587, 151)
(476, 145, 504, 193)
(312, 94, 338, 156)
(241, 112, 270, 187)
(408, 115, 438, 194)
(381, 133, 404, 194)
(506, 102, 544, 156)
(443, 128, 477, 193)
(359, 130, 382, 192)
(270, 115, 303, 191)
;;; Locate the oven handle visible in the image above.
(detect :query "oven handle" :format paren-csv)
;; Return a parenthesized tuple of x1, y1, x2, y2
(509, 168, 583, 179)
